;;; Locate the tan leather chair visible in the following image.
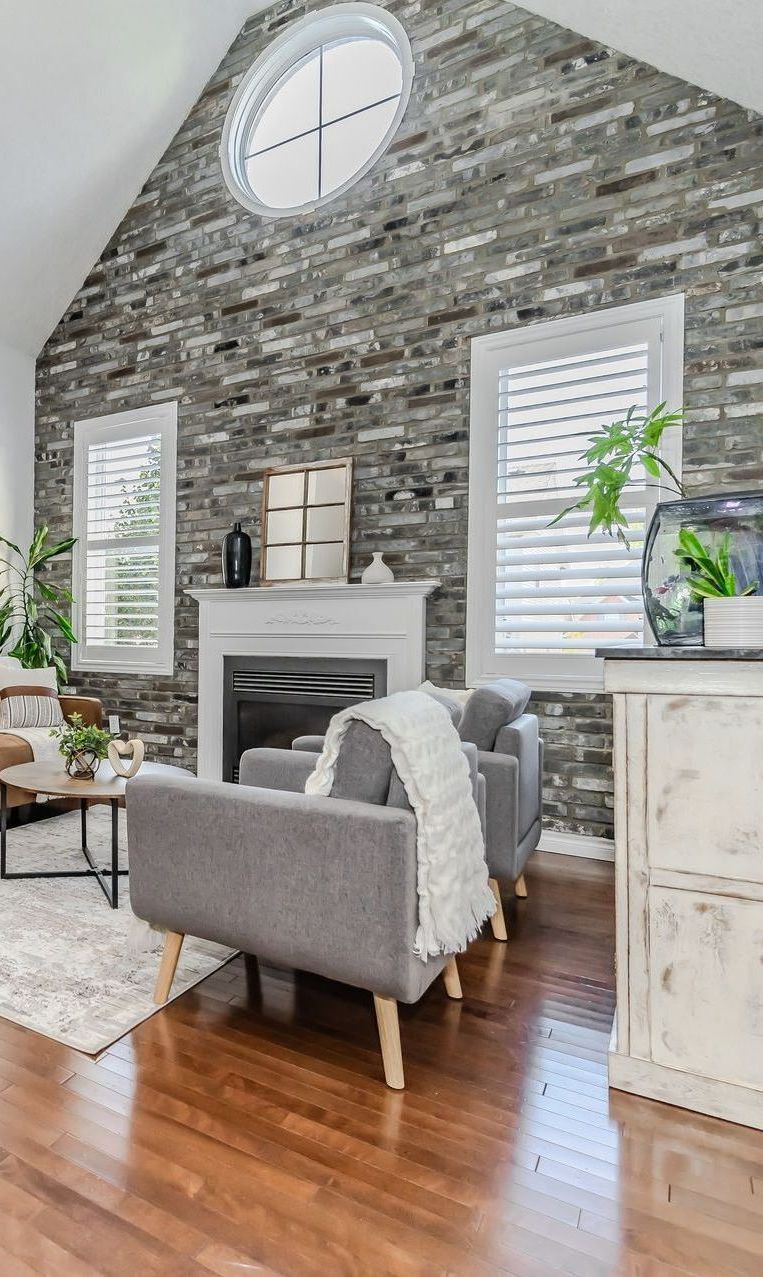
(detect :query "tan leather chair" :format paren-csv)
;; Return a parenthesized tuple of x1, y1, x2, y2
(0, 694, 103, 809)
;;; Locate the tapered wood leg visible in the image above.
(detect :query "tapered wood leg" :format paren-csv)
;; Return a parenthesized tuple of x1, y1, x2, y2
(373, 994, 404, 1089)
(443, 957, 462, 1000)
(154, 931, 185, 1004)
(488, 878, 508, 941)
(515, 873, 528, 899)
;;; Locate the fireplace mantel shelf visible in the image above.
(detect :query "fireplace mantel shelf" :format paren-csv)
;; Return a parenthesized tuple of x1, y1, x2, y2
(187, 580, 439, 603)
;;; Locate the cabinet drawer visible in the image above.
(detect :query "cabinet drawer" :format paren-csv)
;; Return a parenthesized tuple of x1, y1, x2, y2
(646, 695, 763, 884)
(648, 886, 763, 1090)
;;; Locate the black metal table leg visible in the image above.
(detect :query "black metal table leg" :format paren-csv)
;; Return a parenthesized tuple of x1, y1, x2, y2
(0, 785, 127, 905)
(111, 798, 119, 910)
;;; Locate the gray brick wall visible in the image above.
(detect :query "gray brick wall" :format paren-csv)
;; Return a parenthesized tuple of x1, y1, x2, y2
(35, 0, 763, 840)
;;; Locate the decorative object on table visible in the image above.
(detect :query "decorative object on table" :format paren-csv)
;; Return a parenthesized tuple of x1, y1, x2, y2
(643, 492, 763, 646)
(221, 521, 252, 588)
(49, 712, 113, 780)
(0, 525, 77, 686)
(674, 527, 763, 648)
(361, 552, 394, 584)
(260, 459, 352, 585)
(107, 735, 145, 778)
(548, 403, 761, 647)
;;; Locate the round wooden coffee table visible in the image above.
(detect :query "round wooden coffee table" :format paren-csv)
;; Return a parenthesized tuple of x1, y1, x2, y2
(0, 760, 168, 909)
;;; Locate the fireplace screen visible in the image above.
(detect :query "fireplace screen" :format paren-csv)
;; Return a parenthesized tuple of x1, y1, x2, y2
(223, 655, 386, 782)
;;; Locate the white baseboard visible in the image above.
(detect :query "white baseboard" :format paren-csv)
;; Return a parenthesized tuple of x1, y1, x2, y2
(538, 829, 615, 862)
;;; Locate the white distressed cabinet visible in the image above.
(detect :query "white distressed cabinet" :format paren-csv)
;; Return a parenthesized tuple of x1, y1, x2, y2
(605, 655, 763, 1130)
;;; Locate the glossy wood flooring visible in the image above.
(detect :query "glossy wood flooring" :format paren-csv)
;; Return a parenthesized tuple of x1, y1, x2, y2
(0, 853, 762, 1276)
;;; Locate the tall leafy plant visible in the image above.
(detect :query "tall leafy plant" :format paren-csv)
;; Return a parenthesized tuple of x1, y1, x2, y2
(551, 403, 684, 543)
(0, 526, 77, 686)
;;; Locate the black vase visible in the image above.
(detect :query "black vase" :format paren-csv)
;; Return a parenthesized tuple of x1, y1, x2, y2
(222, 522, 252, 588)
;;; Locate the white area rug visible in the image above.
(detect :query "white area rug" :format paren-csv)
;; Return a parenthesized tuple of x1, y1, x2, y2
(0, 806, 235, 1053)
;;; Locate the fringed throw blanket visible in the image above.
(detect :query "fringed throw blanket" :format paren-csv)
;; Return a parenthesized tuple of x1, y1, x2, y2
(305, 690, 495, 959)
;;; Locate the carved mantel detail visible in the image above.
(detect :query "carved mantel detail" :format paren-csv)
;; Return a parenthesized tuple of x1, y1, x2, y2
(264, 611, 339, 628)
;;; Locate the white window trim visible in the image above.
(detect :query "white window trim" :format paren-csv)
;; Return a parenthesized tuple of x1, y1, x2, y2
(71, 402, 177, 677)
(220, 3, 414, 218)
(466, 295, 684, 694)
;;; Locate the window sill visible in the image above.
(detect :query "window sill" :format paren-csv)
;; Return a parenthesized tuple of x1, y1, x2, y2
(470, 667, 606, 695)
(72, 653, 174, 678)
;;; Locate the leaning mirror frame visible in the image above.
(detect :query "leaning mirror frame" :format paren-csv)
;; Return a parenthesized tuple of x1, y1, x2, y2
(260, 458, 353, 586)
(220, 3, 414, 218)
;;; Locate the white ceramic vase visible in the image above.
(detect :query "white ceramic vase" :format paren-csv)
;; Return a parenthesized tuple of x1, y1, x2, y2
(361, 552, 394, 584)
(703, 597, 763, 648)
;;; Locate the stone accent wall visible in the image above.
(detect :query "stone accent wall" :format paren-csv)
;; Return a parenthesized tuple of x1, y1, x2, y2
(35, 0, 763, 840)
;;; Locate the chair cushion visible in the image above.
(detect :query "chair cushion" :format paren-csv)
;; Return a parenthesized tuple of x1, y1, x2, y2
(0, 666, 57, 693)
(0, 686, 64, 729)
(330, 721, 395, 804)
(417, 681, 464, 727)
(458, 679, 532, 751)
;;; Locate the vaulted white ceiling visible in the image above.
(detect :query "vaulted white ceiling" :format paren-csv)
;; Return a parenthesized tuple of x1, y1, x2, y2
(518, 1, 763, 117)
(0, 0, 264, 357)
(1, 0, 761, 358)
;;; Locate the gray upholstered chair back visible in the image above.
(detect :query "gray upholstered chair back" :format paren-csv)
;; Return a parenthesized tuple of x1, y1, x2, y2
(329, 719, 480, 816)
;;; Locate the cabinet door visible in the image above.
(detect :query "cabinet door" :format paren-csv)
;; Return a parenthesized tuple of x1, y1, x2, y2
(646, 695, 763, 884)
(648, 886, 763, 1090)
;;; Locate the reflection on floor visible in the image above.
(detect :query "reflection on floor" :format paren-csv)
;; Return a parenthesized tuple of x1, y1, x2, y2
(0, 850, 761, 1275)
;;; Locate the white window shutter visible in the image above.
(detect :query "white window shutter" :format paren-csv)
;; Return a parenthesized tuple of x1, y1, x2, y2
(72, 403, 177, 676)
(466, 297, 685, 692)
(495, 345, 648, 655)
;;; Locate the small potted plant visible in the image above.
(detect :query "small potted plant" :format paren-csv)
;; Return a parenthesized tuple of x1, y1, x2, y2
(675, 529, 763, 648)
(50, 713, 114, 780)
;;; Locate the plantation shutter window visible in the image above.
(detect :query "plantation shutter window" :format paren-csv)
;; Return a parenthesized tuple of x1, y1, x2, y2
(467, 298, 684, 692)
(72, 403, 177, 675)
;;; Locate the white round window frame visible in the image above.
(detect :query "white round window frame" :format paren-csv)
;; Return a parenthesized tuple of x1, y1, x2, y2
(220, 3, 414, 218)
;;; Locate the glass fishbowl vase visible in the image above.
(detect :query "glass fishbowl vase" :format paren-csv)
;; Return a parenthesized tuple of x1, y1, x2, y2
(642, 490, 763, 646)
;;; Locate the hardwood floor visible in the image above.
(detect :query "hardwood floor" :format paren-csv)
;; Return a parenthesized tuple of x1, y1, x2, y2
(0, 852, 761, 1275)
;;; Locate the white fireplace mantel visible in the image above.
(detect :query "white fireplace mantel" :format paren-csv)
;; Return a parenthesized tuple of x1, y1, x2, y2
(187, 581, 439, 779)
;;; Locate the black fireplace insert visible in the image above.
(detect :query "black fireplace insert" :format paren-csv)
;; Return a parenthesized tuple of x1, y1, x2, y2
(222, 655, 387, 782)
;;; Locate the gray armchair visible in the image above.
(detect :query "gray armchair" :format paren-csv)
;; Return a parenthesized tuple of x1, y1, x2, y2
(126, 721, 478, 1089)
(295, 680, 543, 944)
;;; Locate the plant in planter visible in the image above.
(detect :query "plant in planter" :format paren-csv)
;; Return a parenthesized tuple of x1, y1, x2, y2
(50, 713, 114, 781)
(551, 402, 684, 543)
(0, 526, 77, 686)
(674, 529, 763, 648)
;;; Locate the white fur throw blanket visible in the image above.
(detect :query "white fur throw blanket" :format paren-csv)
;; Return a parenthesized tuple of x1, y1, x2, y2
(305, 690, 496, 959)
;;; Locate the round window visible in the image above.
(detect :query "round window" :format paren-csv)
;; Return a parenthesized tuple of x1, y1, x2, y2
(220, 4, 414, 216)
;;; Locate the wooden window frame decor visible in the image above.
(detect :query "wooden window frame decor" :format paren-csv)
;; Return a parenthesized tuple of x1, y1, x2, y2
(260, 458, 353, 586)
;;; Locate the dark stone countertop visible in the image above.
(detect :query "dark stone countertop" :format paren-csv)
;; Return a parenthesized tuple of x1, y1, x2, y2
(596, 646, 763, 660)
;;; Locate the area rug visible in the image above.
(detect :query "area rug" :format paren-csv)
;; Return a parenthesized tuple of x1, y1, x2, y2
(0, 806, 235, 1053)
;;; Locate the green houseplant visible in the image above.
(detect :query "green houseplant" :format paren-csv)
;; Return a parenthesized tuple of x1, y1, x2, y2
(674, 528, 763, 648)
(50, 713, 113, 780)
(551, 402, 684, 544)
(0, 526, 77, 686)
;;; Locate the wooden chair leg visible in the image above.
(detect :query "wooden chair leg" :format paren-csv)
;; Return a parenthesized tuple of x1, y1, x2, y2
(488, 878, 508, 941)
(515, 873, 528, 899)
(154, 931, 185, 1004)
(443, 956, 463, 1000)
(373, 994, 404, 1089)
